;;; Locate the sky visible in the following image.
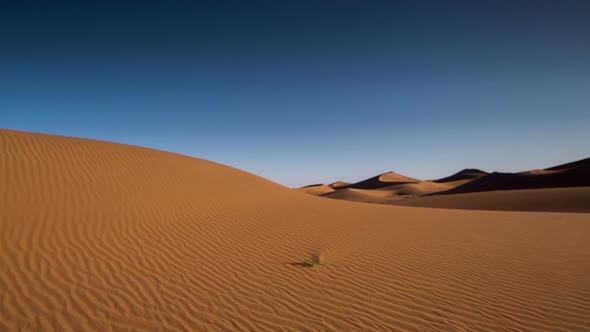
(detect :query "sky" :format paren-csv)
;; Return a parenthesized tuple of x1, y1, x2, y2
(1, 1, 589, 187)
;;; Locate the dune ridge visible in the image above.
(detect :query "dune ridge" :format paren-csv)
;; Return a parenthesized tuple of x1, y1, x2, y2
(339, 171, 419, 190)
(322, 180, 475, 204)
(432, 168, 488, 183)
(2, 129, 590, 331)
(431, 157, 590, 196)
(296, 184, 335, 196)
(305, 158, 590, 212)
(390, 187, 590, 212)
(328, 181, 349, 189)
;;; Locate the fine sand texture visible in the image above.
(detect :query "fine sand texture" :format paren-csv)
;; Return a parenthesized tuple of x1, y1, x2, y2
(2, 129, 590, 331)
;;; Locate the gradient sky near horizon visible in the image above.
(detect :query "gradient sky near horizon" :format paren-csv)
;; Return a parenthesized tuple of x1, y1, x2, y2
(1, 1, 589, 187)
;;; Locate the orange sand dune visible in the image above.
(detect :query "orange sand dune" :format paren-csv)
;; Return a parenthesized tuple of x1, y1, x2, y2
(2, 129, 590, 331)
(323, 180, 472, 203)
(321, 188, 394, 203)
(328, 181, 349, 189)
(297, 184, 335, 196)
(379, 171, 420, 183)
(378, 179, 472, 195)
(340, 171, 419, 190)
(391, 187, 590, 212)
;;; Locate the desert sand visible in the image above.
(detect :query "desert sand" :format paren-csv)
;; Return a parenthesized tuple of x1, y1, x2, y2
(2, 129, 590, 331)
(338, 171, 420, 190)
(390, 187, 590, 212)
(327, 181, 350, 189)
(312, 158, 590, 213)
(296, 184, 335, 196)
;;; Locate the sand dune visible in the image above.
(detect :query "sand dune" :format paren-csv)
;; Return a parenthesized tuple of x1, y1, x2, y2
(2, 129, 590, 331)
(340, 171, 419, 190)
(433, 168, 488, 183)
(546, 156, 590, 171)
(328, 181, 349, 189)
(378, 179, 472, 195)
(304, 159, 590, 213)
(432, 157, 590, 196)
(322, 180, 471, 204)
(321, 188, 394, 203)
(297, 184, 335, 196)
(391, 187, 590, 212)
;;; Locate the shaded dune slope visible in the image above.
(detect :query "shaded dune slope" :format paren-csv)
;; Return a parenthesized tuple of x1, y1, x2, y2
(2, 129, 590, 331)
(378, 179, 472, 196)
(321, 188, 393, 203)
(296, 184, 335, 196)
(433, 157, 590, 196)
(546, 156, 590, 171)
(391, 187, 590, 213)
(433, 168, 488, 183)
(321, 178, 590, 213)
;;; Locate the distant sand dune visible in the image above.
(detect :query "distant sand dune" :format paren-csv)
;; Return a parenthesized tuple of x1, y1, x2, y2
(297, 184, 335, 196)
(432, 157, 590, 196)
(328, 181, 349, 189)
(390, 187, 590, 212)
(322, 178, 590, 213)
(2, 129, 590, 331)
(339, 171, 419, 190)
(322, 180, 473, 204)
(305, 158, 590, 213)
(321, 188, 394, 203)
(378, 179, 471, 195)
(432, 168, 488, 183)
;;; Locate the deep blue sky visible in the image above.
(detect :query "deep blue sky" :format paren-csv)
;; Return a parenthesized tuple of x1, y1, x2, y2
(1, 1, 589, 187)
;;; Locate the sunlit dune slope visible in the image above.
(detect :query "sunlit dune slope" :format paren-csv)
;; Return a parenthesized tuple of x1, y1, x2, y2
(328, 181, 349, 189)
(296, 184, 335, 196)
(322, 180, 470, 203)
(340, 171, 419, 190)
(1, 129, 590, 332)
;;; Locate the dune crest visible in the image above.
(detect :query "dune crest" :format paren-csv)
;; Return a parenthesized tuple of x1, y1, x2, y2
(337, 171, 419, 190)
(328, 181, 349, 189)
(2, 129, 590, 331)
(390, 187, 590, 212)
(297, 184, 335, 196)
(431, 157, 590, 196)
(304, 158, 590, 212)
(433, 168, 488, 183)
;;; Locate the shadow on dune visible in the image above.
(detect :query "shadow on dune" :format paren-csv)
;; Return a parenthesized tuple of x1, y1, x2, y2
(433, 168, 488, 183)
(430, 157, 590, 196)
(288, 262, 315, 268)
